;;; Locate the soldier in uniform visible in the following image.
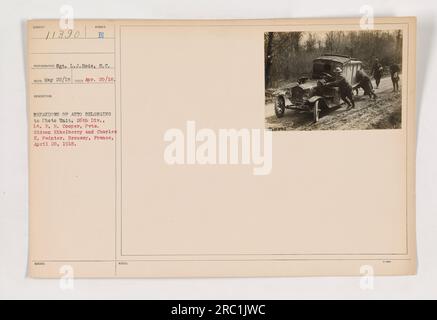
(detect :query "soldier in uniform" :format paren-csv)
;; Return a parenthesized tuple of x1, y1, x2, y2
(390, 63, 401, 92)
(327, 67, 355, 110)
(356, 69, 377, 99)
(371, 57, 383, 89)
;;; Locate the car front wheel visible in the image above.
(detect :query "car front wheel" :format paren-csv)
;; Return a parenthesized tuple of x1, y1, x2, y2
(275, 96, 285, 118)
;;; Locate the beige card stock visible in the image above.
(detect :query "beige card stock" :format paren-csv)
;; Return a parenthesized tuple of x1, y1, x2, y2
(27, 18, 417, 278)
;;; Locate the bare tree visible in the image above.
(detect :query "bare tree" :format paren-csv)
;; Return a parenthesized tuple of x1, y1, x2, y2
(264, 32, 274, 88)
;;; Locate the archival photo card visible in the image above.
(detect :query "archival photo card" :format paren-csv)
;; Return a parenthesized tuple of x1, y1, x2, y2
(27, 18, 416, 278)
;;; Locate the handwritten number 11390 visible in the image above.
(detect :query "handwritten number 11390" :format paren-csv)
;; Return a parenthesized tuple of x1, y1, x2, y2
(46, 30, 80, 40)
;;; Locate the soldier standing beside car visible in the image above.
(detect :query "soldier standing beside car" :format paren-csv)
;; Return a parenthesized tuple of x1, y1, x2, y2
(356, 69, 377, 99)
(327, 67, 355, 110)
(390, 63, 401, 92)
(372, 57, 383, 89)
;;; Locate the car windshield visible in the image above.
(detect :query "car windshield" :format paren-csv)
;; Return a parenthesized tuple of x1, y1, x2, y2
(312, 59, 341, 78)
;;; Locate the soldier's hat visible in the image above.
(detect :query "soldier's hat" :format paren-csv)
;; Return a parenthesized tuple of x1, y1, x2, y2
(334, 67, 343, 73)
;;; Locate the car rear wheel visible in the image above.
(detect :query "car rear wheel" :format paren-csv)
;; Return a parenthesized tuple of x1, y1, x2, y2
(274, 96, 285, 118)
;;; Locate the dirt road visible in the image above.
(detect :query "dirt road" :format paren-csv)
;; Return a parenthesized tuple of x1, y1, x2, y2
(265, 76, 401, 130)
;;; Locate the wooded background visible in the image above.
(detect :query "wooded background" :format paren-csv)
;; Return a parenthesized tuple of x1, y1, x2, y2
(264, 30, 403, 88)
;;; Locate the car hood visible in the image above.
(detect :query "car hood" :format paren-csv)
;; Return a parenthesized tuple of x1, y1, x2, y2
(294, 79, 319, 91)
(273, 79, 319, 97)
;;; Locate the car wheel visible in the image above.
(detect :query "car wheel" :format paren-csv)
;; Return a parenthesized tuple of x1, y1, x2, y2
(274, 96, 285, 118)
(313, 100, 321, 122)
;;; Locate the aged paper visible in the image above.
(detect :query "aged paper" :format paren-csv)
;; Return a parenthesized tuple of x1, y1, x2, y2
(27, 18, 416, 278)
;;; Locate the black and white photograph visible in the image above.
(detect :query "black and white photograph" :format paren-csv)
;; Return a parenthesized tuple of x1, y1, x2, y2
(265, 30, 403, 130)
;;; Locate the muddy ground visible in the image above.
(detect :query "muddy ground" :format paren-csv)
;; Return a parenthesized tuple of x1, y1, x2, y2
(265, 76, 401, 131)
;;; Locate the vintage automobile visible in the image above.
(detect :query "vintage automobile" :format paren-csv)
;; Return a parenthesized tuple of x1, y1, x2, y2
(274, 54, 363, 122)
